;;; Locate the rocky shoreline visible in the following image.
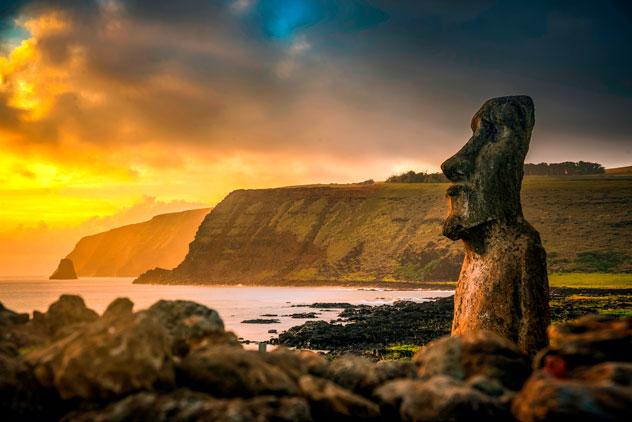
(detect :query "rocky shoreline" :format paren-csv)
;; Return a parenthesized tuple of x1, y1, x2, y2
(278, 297, 453, 357)
(276, 288, 632, 357)
(1, 294, 630, 421)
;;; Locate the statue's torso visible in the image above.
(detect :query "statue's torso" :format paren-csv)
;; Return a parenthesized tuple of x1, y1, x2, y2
(451, 224, 549, 353)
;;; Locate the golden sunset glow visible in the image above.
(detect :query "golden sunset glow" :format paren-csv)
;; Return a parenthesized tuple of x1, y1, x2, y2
(1, 1, 629, 276)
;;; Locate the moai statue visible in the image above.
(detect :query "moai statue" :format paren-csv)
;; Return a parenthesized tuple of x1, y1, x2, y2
(441, 95, 549, 355)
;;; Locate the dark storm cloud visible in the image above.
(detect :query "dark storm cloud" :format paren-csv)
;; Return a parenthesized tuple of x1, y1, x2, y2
(0, 0, 29, 29)
(2, 0, 631, 167)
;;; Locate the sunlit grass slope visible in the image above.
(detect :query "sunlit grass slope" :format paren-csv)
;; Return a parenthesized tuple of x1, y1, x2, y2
(549, 273, 632, 289)
(138, 176, 632, 285)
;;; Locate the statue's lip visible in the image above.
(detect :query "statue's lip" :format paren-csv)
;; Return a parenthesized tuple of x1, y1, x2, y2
(446, 184, 466, 197)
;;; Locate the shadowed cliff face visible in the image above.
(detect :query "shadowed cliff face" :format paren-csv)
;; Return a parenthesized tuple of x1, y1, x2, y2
(65, 208, 210, 277)
(136, 184, 463, 285)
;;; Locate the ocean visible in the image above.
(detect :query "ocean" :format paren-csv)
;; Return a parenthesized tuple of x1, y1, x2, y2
(0, 277, 453, 343)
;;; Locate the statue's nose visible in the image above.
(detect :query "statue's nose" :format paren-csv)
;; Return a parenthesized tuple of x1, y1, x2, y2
(441, 153, 473, 182)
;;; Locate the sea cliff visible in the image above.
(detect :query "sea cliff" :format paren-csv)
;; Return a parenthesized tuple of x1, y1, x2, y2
(65, 208, 210, 277)
(136, 177, 632, 285)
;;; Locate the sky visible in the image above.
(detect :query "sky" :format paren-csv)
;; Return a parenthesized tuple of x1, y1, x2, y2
(1, 0, 631, 275)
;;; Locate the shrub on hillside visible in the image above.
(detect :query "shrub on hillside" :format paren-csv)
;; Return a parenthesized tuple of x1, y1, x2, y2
(387, 161, 605, 183)
(386, 171, 447, 183)
(524, 161, 605, 176)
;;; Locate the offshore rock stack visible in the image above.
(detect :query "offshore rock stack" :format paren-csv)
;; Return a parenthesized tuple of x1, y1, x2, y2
(49, 259, 78, 280)
(1, 296, 630, 421)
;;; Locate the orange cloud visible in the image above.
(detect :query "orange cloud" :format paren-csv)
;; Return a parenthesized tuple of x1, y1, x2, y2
(0, 3, 453, 275)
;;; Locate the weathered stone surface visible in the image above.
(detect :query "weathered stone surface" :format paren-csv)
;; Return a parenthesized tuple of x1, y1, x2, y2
(102, 297, 134, 320)
(373, 378, 418, 420)
(0, 302, 31, 356)
(177, 345, 298, 398)
(30, 294, 99, 340)
(65, 389, 312, 422)
(262, 348, 329, 381)
(0, 353, 49, 420)
(298, 375, 380, 420)
(323, 355, 381, 396)
(375, 375, 510, 422)
(49, 258, 77, 280)
(512, 371, 632, 422)
(574, 362, 632, 386)
(540, 314, 632, 369)
(441, 95, 549, 355)
(466, 374, 506, 397)
(413, 330, 530, 391)
(27, 311, 174, 400)
(6, 293, 632, 421)
(375, 359, 417, 383)
(145, 299, 232, 356)
(0, 302, 29, 326)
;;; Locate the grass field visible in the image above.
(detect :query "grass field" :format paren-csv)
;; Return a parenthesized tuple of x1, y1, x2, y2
(418, 272, 632, 289)
(548, 272, 632, 289)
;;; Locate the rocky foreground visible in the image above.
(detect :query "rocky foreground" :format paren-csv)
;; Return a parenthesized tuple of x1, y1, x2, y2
(1, 296, 631, 421)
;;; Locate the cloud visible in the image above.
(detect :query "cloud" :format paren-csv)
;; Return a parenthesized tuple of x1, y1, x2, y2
(0, 195, 209, 276)
(1, 0, 630, 169)
(78, 195, 209, 233)
(0, 0, 631, 275)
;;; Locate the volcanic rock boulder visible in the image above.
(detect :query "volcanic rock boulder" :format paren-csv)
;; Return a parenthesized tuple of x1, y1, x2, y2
(29, 294, 99, 341)
(413, 330, 530, 392)
(0, 302, 29, 327)
(512, 315, 632, 421)
(145, 300, 235, 356)
(177, 346, 298, 398)
(0, 302, 30, 356)
(26, 310, 174, 400)
(441, 95, 549, 355)
(298, 375, 380, 420)
(102, 297, 134, 320)
(67, 390, 312, 422)
(540, 314, 632, 370)
(261, 348, 330, 381)
(375, 376, 510, 422)
(512, 371, 632, 422)
(49, 258, 77, 280)
(0, 352, 49, 420)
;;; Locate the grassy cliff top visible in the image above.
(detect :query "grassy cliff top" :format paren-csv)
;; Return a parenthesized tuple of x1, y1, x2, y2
(136, 175, 632, 285)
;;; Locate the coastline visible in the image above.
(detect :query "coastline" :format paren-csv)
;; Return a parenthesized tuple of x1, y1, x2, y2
(276, 286, 632, 356)
(132, 277, 457, 290)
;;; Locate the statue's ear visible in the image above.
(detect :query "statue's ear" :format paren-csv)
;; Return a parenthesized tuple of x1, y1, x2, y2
(493, 102, 527, 134)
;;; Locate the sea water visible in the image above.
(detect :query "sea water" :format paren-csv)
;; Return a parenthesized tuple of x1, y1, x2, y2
(0, 277, 453, 342)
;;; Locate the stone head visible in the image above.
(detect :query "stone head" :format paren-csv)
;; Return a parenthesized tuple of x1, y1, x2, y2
(441, 96, 535, 240)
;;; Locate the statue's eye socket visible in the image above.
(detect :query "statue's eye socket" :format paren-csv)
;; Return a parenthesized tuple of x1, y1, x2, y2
(482, 122, 498, 141)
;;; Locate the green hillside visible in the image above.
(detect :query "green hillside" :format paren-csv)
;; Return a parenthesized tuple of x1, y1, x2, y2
(135, 176, 632, 285)
(606, 166, 632, 175)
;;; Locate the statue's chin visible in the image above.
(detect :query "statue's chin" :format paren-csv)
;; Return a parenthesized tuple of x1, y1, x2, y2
(443, 216, 465, 240)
